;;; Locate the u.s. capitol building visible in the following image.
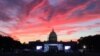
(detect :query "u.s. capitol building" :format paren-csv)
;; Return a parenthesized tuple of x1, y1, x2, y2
(29, 30, 78, 52)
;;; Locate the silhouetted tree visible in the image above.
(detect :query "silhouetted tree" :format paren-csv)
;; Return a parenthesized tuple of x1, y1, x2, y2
(78, 34, 100, 52)
(0, 35, 22, 50)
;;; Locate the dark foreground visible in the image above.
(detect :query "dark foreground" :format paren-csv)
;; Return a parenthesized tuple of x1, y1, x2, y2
(0, 51, 100, 56)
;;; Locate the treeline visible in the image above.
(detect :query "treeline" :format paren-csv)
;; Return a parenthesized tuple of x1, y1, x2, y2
(0, 35, 22, 50)
(78, 34, 100, 52)
(0, 34, 100, 51)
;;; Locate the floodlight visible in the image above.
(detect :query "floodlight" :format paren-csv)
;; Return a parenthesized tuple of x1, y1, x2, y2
(83, 45, 86, 49)
(36, 46, 42, 50)
(64, 46, 71, 50)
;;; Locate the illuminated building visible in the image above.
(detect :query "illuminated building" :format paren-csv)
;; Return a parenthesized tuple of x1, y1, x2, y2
(29, 29, 78, 52)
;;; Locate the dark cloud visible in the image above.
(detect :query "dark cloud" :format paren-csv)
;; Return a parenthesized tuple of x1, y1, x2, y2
(3, 0, 24, 7)
(0, 11, 11, 21)
(66, 0, 88, 6)
(0, 0, 44, 22)
(0, 0, 23, 22)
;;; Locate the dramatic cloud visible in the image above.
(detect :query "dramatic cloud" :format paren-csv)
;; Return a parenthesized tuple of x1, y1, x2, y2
(0, 0, 100, 43)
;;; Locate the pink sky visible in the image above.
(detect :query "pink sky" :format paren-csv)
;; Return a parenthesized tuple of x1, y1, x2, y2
(0, 0, 100, 43)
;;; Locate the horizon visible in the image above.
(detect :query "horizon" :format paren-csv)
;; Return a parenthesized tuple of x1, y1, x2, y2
(0, 31, 100, 43)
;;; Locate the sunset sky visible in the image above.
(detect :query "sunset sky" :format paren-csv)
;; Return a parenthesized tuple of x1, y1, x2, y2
(0, 0, 100, 43)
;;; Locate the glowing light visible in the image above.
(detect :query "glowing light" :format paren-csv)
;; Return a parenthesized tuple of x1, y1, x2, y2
(64, 46, 71, 50)
(36, 46, 43, 50)
(83, 45, 86, 49)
